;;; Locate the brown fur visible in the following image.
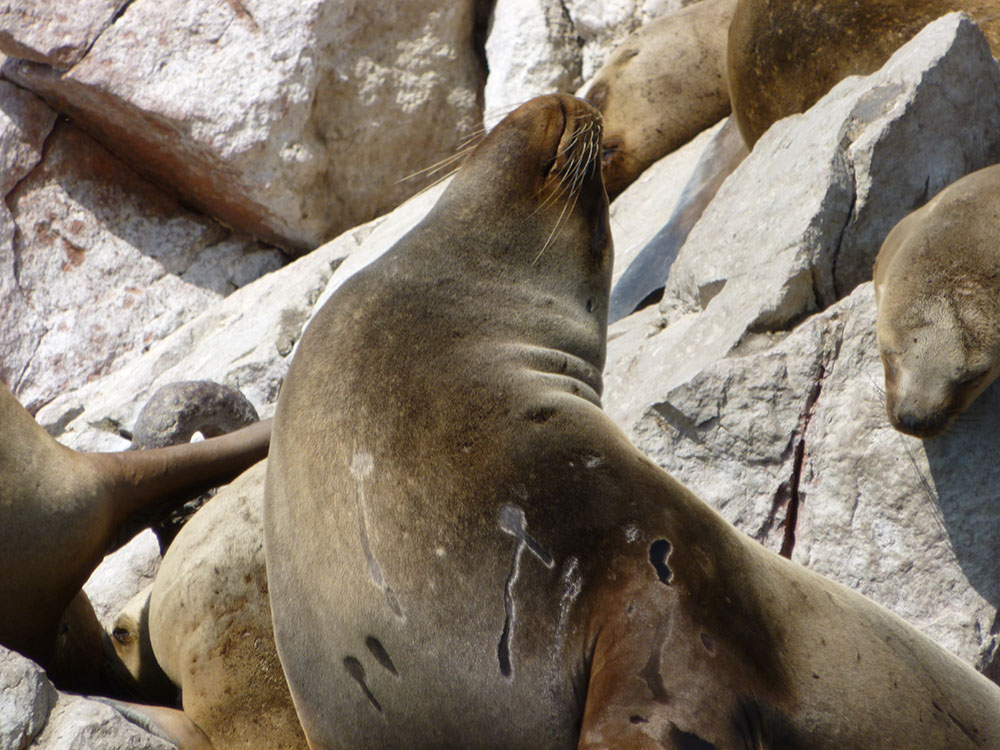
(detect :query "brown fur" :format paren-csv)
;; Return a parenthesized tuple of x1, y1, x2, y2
(0, 383, 270, 688)
(149, 461, 306, 750)
(264, 94, 1000, 750)
(729, 0, 1000, 147)
(586, 0, 736, 197)
(875, 163, 1000, 437)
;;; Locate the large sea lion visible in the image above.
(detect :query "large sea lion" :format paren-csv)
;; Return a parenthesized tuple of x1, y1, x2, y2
(148, 460, 306, 750)
(264, 93, 1000, 749)
(0, 382, 270, 689)
(728, 0, 1000, 147)
(874, 163, 1000, 437)
(584, 0, 737, 198)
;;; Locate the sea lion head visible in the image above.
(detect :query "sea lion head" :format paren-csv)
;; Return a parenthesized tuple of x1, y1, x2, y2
(437, 94, 611, 288)
(875, 195, 1000, 438)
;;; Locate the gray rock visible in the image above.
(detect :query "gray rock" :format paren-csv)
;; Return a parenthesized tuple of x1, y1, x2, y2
(3, 0, 483, 251)
(0, 0, 127, 69)
(28, 694, 175, 750)
(83, 530, 161, 633)
(0, 646, 56, 750)
(2, 120, 284, 414)
(483, 0, 583, 129)
(662, 12, 1000, 331)
(603, 13, 1000, 675)
(35, 179, 448, 452)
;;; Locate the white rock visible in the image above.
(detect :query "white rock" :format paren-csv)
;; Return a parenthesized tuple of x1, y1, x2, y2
(796, 284, 1000, 673)
(2, 121, 284, 413)
(3, 0, 482, 251)
(0, 646, 56, 750)
(662, 12, 1000, 328)
(36, 180, 448, 452)
(565, 0, 701, 81)
(609, 119, 724, 289)
(83, 530, 161, 632)
(483, 0, 582, 129)
(28, 694, 174, 750)
(603, 14, 1000, 674)
(606, 12, 1000, 427)
(0, 0, 127, 69)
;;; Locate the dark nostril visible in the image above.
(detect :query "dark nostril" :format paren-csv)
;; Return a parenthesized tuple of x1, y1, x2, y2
(894, 410, 946, 438)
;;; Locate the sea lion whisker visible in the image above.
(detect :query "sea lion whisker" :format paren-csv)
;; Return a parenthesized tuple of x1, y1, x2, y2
(531, 191, 578, 266)
(398, 141, 481, 184)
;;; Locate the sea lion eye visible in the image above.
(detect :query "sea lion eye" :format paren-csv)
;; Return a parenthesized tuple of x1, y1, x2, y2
(113, 626, 134, 644)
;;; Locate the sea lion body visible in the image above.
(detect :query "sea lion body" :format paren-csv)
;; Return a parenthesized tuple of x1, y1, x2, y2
(728, 0, 1000, 147)
(149, 460, 306, 750)
(264, 94, 1000, 750)
(875, 163, 1000, 437)
(586, 0, 736, 197)
(0, 383, 270, 686)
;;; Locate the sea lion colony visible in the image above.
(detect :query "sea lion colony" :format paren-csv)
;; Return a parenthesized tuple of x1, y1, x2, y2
(3, 4, 1000, 749)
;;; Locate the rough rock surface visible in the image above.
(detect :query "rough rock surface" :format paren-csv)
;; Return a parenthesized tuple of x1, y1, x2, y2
(0, 0, 127, 69)
(2, 117, 284, 413)
(2, 1, 483, 251)
(0, 646, 56, 750)
(604, 14, 1000, 671)
(36, 180, 447, 452)
(483, 0, 583, 128)
(83, 531, 161, 632)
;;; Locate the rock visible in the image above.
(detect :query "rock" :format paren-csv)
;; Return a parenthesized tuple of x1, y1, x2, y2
(2, 119, 284, 414)
(564, 0, 702, 81)
(661, 12, 1000, 332)
(29, 694, 175, 750)
(0, 81, 55, 194)
(606, 12, 1000, 424)
(3, 1, 483, 252)
(609, 118, 724, 290)
(0, 0, 127, 69)
(483, 0, 582, 129)
(796, 284, 1000, 674)
(35, 179, 449, 452)
(603, 14, 1000, 676)
(131, 381, 259, 449)
(83, 530, 161, 633)
(0, 646, 56, 750)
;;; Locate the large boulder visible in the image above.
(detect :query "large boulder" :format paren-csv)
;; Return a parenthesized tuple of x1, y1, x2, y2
(1, 0, 483, 252)
(2, 116, 283, 413)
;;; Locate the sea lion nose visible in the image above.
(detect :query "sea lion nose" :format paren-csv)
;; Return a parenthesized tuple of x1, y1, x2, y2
(892, 408, 947, 439)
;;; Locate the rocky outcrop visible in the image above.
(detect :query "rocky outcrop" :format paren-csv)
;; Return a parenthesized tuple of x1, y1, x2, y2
(1, 0, 484, 252)
(605, 13, 1000, 672)
(4, 5, 1000, 745)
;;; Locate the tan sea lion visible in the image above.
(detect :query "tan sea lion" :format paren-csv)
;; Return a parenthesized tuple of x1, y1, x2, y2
(264, 93, 1000, 750)
(148, 460, 306, 750)
(108, 584, 176, 704)
(0, 382, 270, 689)
(585, 0, 737, 199)
(874, 163, 1000, 438)
(728, 0, 1000, 147)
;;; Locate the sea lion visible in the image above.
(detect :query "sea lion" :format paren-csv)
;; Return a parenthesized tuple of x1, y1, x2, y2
(264, 93, 1000, 749)
(728, 0, 1000, 147)
(108, 584, 176, 704)
(585, 0, 736, 199)
(0, 382, 270, 689)
(148, 460, 306, 750)
(874, 163, 1000, 437)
